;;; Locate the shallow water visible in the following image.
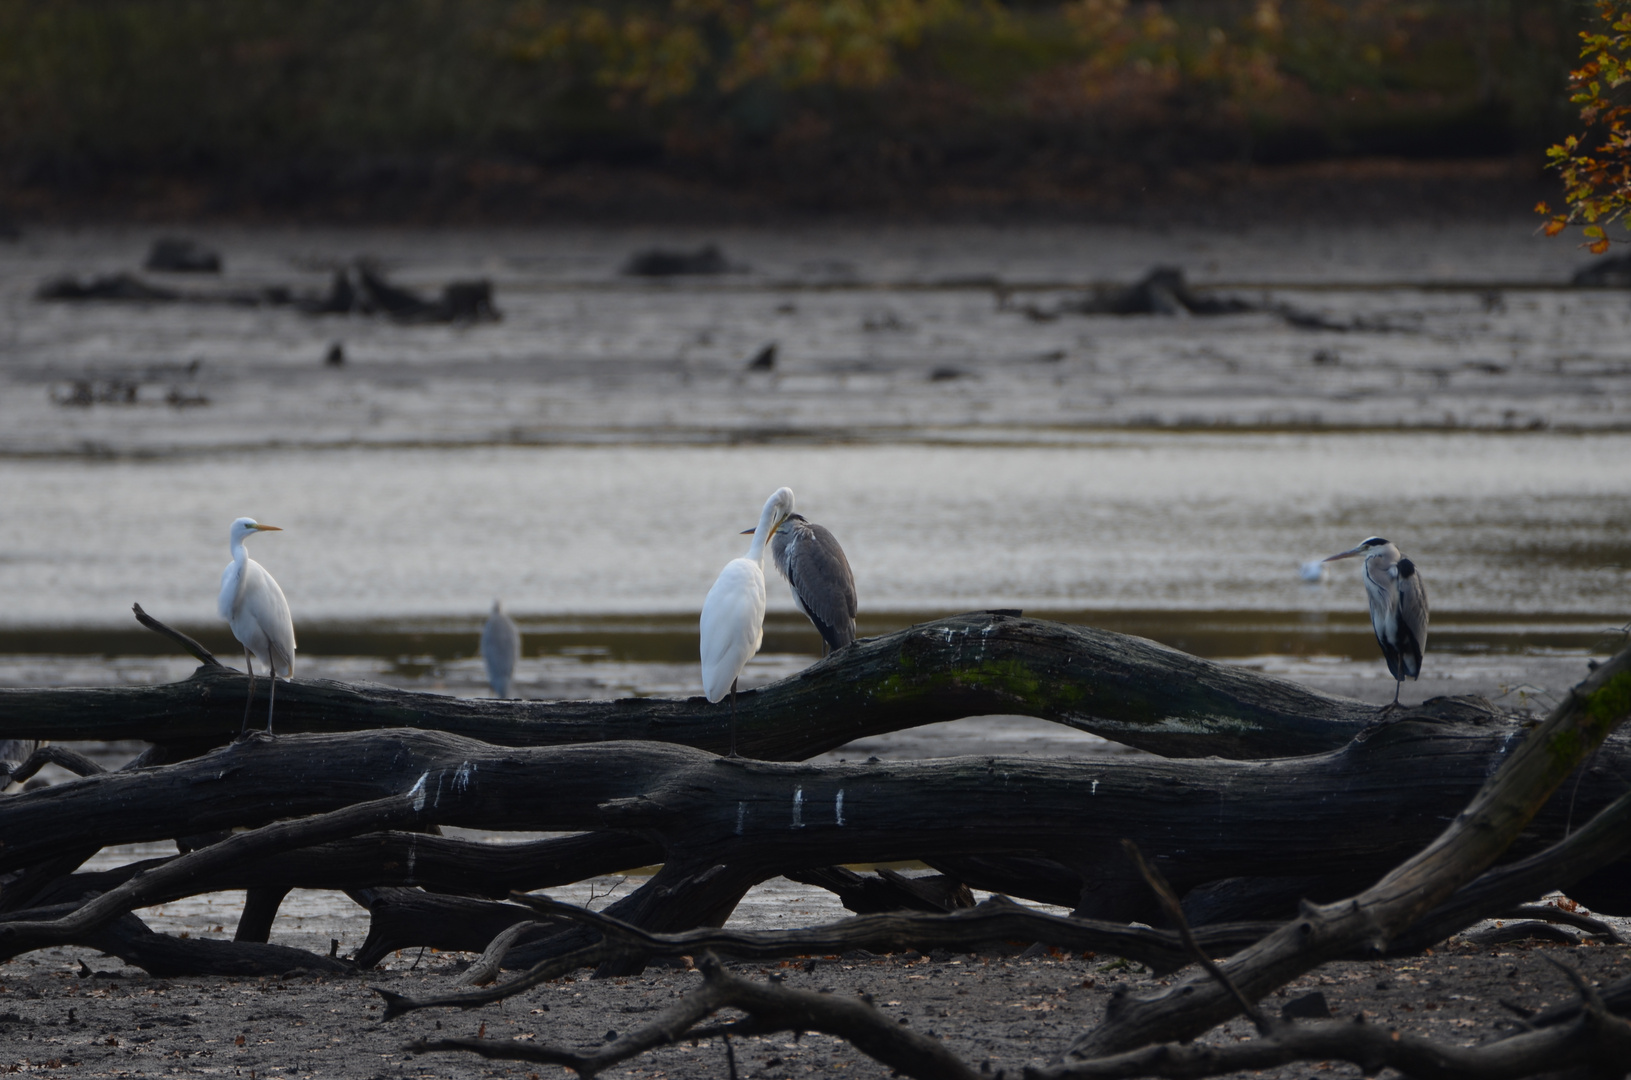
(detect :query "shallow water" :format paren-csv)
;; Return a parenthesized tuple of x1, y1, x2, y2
(1, 221, 1627, 703)
(2, 434, 1628, 631)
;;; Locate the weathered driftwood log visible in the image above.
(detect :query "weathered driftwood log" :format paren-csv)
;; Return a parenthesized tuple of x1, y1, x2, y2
(1064, 645, 1631, 1061)
(348, 887, 550, 970)
(0, 613, 1379, 760)
(2, 705, 1629, 969)
(26, 830, 662, 910)
(1, 903, 350, 977)
(87, 913, 352, 978)
(411, 952, 984, 1080)
(0, 794, 426, 960)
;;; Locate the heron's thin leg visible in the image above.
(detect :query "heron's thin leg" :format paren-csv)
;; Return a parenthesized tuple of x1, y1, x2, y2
(728, 678, 739, 758)
(240, 649, 256, 737)
(1393, 680, 1402, 707)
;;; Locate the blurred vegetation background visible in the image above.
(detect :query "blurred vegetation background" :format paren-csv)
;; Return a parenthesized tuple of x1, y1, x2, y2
(0, 0, 1593, 219)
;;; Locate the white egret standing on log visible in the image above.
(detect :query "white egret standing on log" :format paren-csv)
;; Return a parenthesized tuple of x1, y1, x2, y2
(481, 599, 521, 699)
(1324, 536, 1429, 707)
(702, 486, 795, 756)
(741, 510, 857, 654)
(219, 517, 296, 736)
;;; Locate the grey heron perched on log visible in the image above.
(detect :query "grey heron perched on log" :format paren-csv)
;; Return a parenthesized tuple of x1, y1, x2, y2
(218, 517, 296, 736)
(1324, 536, 1429, 707)
(481, 599, 521, 699)
(702, 486, 795, 755)
(741, 509, 857, 654)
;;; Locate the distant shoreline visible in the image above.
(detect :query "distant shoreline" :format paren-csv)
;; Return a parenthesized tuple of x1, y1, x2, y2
(0, 154, 1555, 228)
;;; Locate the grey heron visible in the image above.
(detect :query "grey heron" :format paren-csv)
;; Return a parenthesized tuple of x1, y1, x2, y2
(481, 599, 521, 699)
(1, 740, 39, 790)
(219, 517, 296, 736)
(741, 511, 857, 654)
(1324, 536, 1429, 707)
(702, 486, 795, 755)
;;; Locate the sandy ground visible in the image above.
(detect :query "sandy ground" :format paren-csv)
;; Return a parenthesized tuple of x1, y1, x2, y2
(4, 926, 1627, 1079)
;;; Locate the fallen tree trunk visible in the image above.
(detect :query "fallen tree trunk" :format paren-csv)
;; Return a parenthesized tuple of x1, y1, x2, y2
(2, 704, 1628, 966)
(0, 613, 1378, 760)
(1064, 642, 1631, 1061)
(26, 830, 662, 909)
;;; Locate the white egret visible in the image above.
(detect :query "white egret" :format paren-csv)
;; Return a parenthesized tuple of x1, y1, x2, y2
(1297, 558, 1328, 584)
(219, 517, 296, 736)
(481, 599, 521, 699)
(701, 486, 795, 755)
(741, 511, 857, 654)
(1324, 536, 1429, 707)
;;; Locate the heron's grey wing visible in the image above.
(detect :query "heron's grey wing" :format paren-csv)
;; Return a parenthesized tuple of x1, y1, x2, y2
(481, 612, 521, 696)
(1395, 559, 1429, 677)
(0, 740, 38, 766)
(788, 523, 858, 650)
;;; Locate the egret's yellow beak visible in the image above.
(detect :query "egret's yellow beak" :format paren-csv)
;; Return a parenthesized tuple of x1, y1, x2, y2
(742, 515, 791, 537)
(253, 524, 284, 532)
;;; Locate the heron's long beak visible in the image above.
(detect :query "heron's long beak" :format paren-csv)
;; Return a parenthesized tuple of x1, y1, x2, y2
(739, 527, 757, 535)
(253, 524, 284, 532)
(1323, 546, 1365, 562)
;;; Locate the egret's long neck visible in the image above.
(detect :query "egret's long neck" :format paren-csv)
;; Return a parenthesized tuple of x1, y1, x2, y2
(745, 505, 779, 563)
(230, 535, 249, 567)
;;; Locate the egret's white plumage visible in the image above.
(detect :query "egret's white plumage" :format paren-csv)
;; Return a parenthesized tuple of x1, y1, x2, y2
(701, 487, 795, 753)
(219, 517, 295, 735)
(481, 599, 521, 699)
(1324, 536, 1429, 707)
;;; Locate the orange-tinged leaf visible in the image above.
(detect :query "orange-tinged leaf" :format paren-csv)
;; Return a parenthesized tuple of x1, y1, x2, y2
(1545, 220, 1568, 236)
(1591, 238, 1612, 254)
(1536, 201, 1552, 214)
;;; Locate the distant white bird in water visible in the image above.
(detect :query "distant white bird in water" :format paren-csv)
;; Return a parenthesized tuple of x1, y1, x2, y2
(743, 510, 857, 654)
(219, 517, 296, 736)
(1324, 536, 1429, 707)
(481, 599, 521, 699)
(1298, 559, 1328, 584)
(702, 486, 795, 755)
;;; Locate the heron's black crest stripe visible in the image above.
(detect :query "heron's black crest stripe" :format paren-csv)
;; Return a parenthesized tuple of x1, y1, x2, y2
(1397, 558, 1416, 579)
(1364, 537, 1388, 547)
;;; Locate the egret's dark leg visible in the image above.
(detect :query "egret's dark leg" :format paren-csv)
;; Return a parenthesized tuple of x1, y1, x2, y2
(240, 649, 256, 737)
(266, 643, 288, 735)
(728, 678, 739, 758)
(266, 668, 277, 735)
